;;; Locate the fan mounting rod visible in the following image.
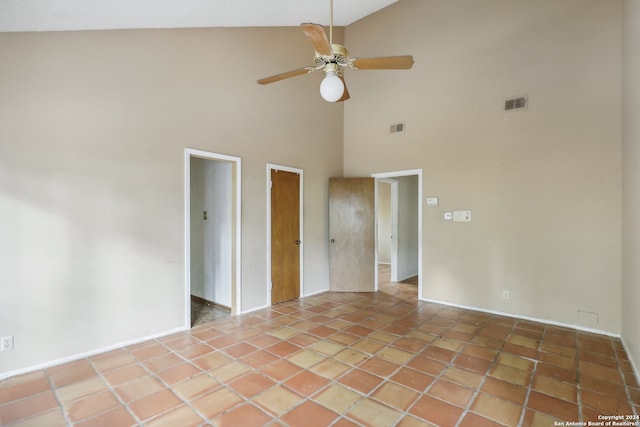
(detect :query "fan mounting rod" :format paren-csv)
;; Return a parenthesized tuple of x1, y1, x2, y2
(329, 0, 334, 45)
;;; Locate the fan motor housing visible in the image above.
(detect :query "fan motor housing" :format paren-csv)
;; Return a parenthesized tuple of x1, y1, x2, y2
(315, 44, 350, 67)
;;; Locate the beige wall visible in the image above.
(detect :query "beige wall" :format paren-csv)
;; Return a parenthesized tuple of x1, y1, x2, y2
(622, 0, 640, 379)
(0, 27, 343, 375)
(344, 0, 622, 333)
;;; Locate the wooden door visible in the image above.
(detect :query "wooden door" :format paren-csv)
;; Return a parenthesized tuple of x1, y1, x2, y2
(271, 169, 301, 304)
(329, 178, 376, 292)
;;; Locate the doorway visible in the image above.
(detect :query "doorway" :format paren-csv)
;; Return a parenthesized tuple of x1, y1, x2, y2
(373, 170, 422, 298)
(267, 164, 303, 305)
(377, 179, 398, 280)
(185, 149, 241, 328)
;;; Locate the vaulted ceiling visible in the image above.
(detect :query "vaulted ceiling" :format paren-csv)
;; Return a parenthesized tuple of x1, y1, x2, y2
(0, 0, 398, 32)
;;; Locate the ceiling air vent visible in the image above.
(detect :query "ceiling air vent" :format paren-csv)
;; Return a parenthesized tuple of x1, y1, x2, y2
(504, 94, 528, 112)
(390, 122, 405, 133)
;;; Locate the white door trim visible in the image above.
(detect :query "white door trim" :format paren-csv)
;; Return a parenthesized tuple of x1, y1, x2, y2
(372, 169, 423, 300)
(184, 148, 242, 327)
(266, 163, 304, 305)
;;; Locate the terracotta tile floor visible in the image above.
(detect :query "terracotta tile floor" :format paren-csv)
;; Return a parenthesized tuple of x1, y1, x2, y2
(1, 268, 639, 426)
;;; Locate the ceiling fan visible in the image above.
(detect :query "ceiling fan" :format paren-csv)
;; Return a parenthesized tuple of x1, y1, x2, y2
(257, 0, 414, 102)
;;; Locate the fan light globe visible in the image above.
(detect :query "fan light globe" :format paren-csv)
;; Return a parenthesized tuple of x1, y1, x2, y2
(320, 73, 344, 102)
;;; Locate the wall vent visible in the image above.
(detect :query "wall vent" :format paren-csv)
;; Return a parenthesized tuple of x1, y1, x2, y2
(390, 122, 405, 133)
(504, 94, 528, 112)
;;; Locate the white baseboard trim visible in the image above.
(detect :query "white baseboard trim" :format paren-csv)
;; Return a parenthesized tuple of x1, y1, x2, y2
(0, 326, 188, 382)
(239, 303, 270, 315)
(302, 288, 330, 298)
(419, 297, 620, 338)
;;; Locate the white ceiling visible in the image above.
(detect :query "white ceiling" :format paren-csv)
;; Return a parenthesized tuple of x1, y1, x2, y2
(0, 0, 398, 32)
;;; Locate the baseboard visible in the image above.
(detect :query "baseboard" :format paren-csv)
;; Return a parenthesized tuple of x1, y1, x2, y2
(0, 326, 188, 382)
(302, 288, 330, 298)
(419, 297, 620, 338)
(239, 303, 271, 315)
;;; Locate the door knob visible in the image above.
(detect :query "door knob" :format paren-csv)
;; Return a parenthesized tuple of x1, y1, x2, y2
(295, 240, 302, 245)
(330, 239, 335, 243)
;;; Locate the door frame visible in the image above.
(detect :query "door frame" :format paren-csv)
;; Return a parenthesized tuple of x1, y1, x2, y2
(372, 169, 423, 299)
(184, 148, 242, 327)
(266, 163, 304, 305)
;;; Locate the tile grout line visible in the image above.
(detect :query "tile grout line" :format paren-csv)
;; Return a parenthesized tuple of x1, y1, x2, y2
(612, 337, 639, 417)
(382, 307, 500, 426)
(186, 321, 309, 424)
(452, 318, 499, 427)
(576, 331, 584, 424)
(372, 307, 445, 426)
(321, 293, 448, 425)
(330, 304, 423, 426)
(513, 321, 548, 427)
(186, 307, 359, 425)
(236, 306, 355, 426)
(0, 372, 70, 426)
(86, 353, 144, 426)
(46, 365, 75, 426)
(280, 296, 413, 425)
(391, 311, 444, 426)
(54, 356, 143, 426)
(187, 325, 296, 425)
(515, 324, 544, 427)
(125, 340, 185, 424)
(128, 334, 237, 425)
(455, 314, 522, 427)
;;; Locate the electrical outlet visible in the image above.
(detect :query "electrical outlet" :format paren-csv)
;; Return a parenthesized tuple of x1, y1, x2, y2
(503, 290, 509, 300)
(1, 336, 13, 352)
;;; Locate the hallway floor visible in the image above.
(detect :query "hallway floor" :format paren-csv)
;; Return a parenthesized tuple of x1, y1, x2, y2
(1, 273, 638, 426)
(191, 297, 230, 327)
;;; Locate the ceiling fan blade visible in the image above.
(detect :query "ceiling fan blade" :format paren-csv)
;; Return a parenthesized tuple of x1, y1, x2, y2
(337, 75, 350, 102)
(257, 67, 315, 85)
(301, 23, 333, 57)
(350, 55, 414, 70)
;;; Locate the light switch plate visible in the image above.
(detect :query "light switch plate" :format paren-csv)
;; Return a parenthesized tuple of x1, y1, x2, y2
(426, 197, 439, 207)
(453, 210, 471, 222)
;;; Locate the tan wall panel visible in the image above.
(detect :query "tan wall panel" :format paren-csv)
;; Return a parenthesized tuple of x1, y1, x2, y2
(0, 27, 344, 375)
(344, 0, 622, 333)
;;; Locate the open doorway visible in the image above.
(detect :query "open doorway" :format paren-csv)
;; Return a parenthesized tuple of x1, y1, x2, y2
(377, 179, 398, 280)
(373, 170, 422, 298)
(185, 149, 241, 328)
